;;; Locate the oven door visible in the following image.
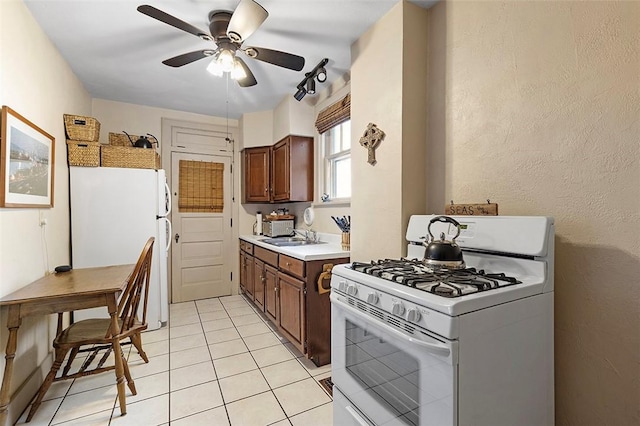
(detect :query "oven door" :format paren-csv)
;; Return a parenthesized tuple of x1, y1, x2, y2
(331, 292, 458, 426)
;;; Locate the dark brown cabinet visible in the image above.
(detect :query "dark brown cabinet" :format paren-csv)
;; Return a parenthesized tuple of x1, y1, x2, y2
(242, 135, 313, 203)
(277, 272, 306, 353)
(264, 264, 278, 323)
(239, 239, 348, 366)
(239, 241, 254, 299)
(252, 258, 265, 310)
(243, 146, 271, 202)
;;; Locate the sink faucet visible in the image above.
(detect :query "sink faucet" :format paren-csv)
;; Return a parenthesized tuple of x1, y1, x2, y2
(293, 229, 319, 243)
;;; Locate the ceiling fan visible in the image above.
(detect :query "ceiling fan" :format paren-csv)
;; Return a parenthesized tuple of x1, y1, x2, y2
(137, 0, 306, 88)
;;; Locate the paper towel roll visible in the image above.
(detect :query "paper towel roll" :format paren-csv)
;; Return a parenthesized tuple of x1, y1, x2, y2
(256, 212, 262, 235)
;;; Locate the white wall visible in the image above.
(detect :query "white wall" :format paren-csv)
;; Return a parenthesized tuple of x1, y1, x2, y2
(427, 1, 639, 424)
(0, 1, 92, 421)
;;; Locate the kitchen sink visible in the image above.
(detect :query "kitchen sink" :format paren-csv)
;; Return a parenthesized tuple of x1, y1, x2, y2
(262, 237, 326, 247)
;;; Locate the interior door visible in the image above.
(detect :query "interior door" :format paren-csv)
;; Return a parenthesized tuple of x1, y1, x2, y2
(171, 152, 232, 302)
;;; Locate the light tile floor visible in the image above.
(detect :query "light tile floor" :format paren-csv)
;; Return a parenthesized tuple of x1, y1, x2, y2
(17, 295, 333, 426)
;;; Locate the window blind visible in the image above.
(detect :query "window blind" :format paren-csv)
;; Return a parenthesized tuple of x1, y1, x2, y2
(315, 93, 351, 134)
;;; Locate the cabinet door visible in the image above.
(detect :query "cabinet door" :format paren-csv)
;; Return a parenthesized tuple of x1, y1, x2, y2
(264, 264, 279, 323)
(240, 251, 254, 299)
(245, 254, 254, 299)
(253, 258, 265, 310)
(277, 272, 306, 354)
(239, 251, 248, 295)
(244, 147, 271, 202)
(271, 139, 290, 202)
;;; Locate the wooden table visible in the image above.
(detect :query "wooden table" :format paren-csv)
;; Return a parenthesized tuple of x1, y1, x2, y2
(0, 264, 134, 426)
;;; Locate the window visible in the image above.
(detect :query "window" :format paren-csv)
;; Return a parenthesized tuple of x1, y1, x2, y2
(322, 120, 351, 199)
(315, 93, 351, 202)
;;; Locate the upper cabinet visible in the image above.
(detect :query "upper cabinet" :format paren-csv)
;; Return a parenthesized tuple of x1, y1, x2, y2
(243, 135, 313, 203)
(243, 146, 271, 202)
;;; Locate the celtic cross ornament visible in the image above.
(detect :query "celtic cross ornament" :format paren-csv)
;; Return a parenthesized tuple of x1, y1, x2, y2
(359, 123, 385, 165)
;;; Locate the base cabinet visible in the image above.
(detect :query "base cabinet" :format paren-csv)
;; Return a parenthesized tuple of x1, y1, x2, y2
(253, 259, 265, 310)
(239, 242, 254, 299)
(239, 239, 348, 366)
(277, 272, 305, 353)
(264, 264, 278, 323)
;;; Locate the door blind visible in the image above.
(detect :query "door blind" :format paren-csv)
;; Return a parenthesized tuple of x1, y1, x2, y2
(178, 160, 224, 212)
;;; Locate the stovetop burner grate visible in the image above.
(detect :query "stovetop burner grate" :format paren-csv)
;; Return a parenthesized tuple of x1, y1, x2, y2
(351, 258, 521, 298)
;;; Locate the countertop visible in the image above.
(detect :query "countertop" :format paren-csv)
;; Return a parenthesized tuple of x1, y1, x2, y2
(239, 232, 350, 261)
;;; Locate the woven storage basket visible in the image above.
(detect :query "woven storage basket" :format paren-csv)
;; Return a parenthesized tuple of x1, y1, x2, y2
(63, 114, 100, 141)
(67, 140, 101, 167)
(101, 146, 160, 169)
(108, 132, 137, 147)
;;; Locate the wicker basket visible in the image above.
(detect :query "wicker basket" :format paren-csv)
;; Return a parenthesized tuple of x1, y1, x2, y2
(67, 140, 101, 167)
(108, 132, 137, 147)
(101, 145, 160, 169)
(63, 114, 100, 141)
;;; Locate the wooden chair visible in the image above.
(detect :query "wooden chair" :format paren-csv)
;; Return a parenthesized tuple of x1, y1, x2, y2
(26, 237, 155, 422)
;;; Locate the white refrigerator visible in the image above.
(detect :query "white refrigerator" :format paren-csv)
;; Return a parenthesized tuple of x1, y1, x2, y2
(69, 166, 171, 330)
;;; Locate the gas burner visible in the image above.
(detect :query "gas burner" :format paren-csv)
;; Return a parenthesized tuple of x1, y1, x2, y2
(351, 259, 522, 298)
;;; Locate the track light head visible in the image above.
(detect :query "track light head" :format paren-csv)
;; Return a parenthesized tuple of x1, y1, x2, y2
(316, 67, 327, 83)
(306, 77, 316, 95)
(294, 87, 307, 101)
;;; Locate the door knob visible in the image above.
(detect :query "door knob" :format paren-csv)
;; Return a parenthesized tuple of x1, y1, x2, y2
(175, 233, 180, 243)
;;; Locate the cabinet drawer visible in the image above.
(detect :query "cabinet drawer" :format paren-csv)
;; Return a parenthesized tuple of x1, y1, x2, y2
(254, 246, 278, 267)
(279, 255, 305, 279)
(240, 240, 254, 254)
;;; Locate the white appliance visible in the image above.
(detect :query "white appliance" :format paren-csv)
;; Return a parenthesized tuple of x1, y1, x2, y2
(330, 215, 554, 426)
(70, 166, 172, 330)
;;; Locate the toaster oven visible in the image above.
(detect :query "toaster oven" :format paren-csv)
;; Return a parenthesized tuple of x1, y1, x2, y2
(262, 220, 294, 237)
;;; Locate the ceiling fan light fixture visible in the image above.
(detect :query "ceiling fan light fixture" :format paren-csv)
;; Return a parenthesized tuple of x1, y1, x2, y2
(231, 60, 247, 80)
(217, 49, 235, 73)
(206, 57, 224, 76)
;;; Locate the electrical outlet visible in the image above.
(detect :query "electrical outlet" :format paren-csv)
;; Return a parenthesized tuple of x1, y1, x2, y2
(39, 211, 47, 226)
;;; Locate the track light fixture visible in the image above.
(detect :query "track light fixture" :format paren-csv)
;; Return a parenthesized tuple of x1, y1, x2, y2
(306, 76, 316, 95)
(293, 58, 329, 101)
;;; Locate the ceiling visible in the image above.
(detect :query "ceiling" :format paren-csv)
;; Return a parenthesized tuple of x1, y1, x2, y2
(24, 0, 436, 119)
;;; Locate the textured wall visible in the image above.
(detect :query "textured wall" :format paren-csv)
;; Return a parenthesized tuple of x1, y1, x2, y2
(0, 0, 92, 420)
(351, 2, 429, 262)
(427, 1, 640, 424)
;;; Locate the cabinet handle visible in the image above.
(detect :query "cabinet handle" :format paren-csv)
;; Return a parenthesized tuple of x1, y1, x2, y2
(264, 187, 268, 193)
(285, 262, 291, 267)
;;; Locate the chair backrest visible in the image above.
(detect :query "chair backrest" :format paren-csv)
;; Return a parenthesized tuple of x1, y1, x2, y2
(116, 237, 154, 335)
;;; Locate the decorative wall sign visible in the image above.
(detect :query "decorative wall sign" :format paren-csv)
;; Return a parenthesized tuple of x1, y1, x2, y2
(0, 106, 55, 208)
(359, 122, 385, 165)
(445, 200, 499, 216)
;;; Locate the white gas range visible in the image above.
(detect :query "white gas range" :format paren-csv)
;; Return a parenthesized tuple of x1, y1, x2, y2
(330, 215, 555, 426)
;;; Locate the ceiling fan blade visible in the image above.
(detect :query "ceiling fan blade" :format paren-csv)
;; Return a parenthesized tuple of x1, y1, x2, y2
(137, 5, 211, 40)
(226, 0, 268, 43)
(244, 47, 305, 71)
(162, 50, 215, 67)
(235, 57, 257, 87)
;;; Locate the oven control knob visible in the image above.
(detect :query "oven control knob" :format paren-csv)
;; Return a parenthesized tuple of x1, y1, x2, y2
(366, 292, 379, 304)
(346, 284, 358, 296)
(407, 308, 421, 323)
(392, 302, 405, 316)
(338, 280, 347, 293)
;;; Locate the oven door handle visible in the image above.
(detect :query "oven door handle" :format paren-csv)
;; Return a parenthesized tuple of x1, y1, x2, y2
(333, 296, 451, 357)
(345, 405, 372, 426)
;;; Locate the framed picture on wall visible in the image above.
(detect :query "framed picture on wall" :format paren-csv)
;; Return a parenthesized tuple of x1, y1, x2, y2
(0, 106, 55, 208)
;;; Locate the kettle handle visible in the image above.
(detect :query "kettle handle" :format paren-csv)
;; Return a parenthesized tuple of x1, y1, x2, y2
(122, 130, 135, 146)
(427, 216, 461, 242)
